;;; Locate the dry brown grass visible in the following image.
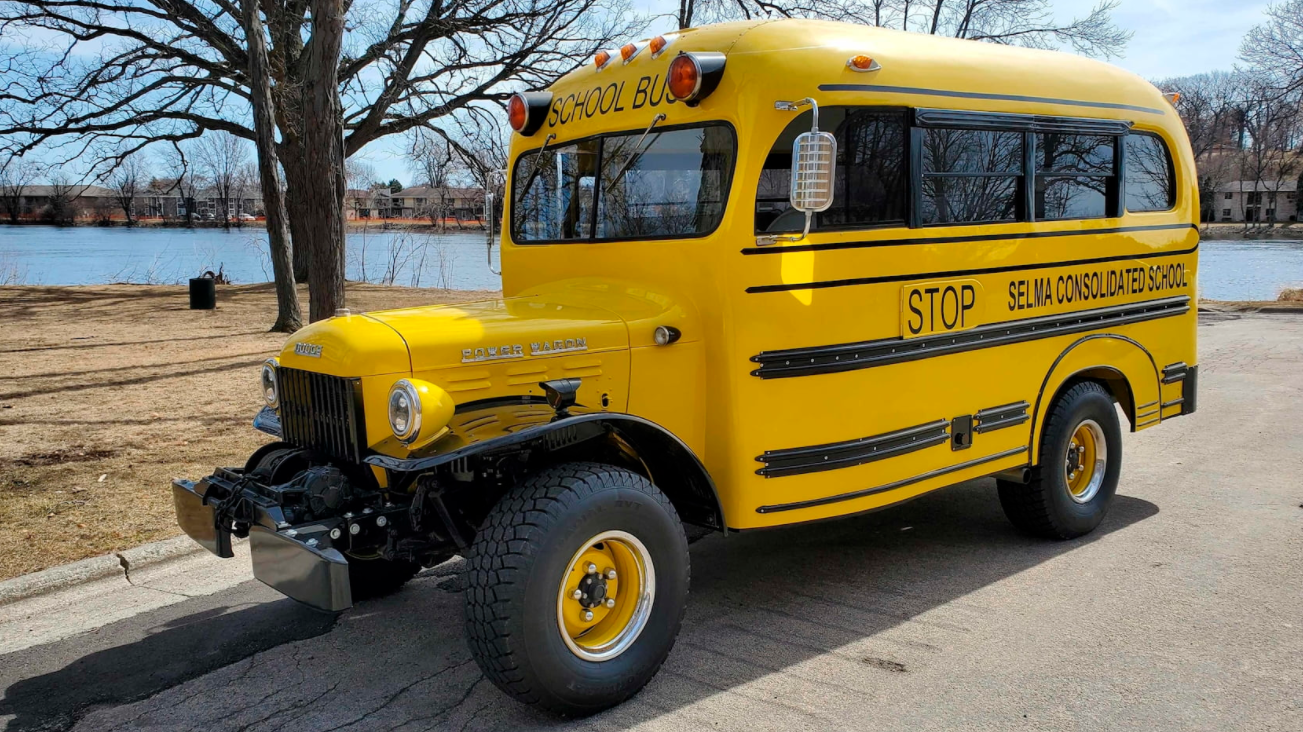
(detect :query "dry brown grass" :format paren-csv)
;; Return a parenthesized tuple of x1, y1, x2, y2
(0, 282, 497, 581)
(1279, 288, 1303, 303)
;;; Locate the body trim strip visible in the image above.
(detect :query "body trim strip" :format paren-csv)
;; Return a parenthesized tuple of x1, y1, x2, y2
(974, 413, 1029, 434)
(751, 296, 1189, 379)
(973, 401, 1031, 434)
(756, 419, 949, 478)
(756, 447, 1029, 514)
(747, 243, 1199, 294)
(1162, 362, 1188, 384)
(818, 83, 1167, 116)
(1162, 398, 1185, 409)
(740, 223, 1196, 256)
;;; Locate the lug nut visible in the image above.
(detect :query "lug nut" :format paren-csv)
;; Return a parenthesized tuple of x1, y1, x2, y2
(606, 569, 617, 580)
(572, 589, 583, 600)
(583, 610, 594, 621)
(285, 529, 297, 537)
(606, 598, 616, 608)
(586, 563, 597, 574)
(306, 538, 319, 548)
(349, 523, 361, 535)
(329, 528, 342, 540)
(376, 516, 389, 528)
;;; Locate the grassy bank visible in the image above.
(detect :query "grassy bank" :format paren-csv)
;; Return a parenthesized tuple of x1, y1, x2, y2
(1200, 223, 1301, 240)
(0, 282, 496, 581)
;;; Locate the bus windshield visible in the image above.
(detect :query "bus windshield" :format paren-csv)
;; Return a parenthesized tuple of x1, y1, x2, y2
(511, 124, 735, 243)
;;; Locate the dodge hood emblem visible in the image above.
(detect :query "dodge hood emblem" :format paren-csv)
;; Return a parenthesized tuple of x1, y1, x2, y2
(294, 342, 323, 358)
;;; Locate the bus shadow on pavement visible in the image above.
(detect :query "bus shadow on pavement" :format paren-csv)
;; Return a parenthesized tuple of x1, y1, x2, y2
(0, 479, 1157, 731)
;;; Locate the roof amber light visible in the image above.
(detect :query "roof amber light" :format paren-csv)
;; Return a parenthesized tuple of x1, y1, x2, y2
(1164, 91, 1181, 104)
(649, 35, 673, 58)
(594, 50, 613, 70)
(620, 42, 642, 63)
(846, 54, 881, 72)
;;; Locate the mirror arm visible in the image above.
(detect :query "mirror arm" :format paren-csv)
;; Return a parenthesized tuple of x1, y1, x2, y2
(757, 98, 822, 247)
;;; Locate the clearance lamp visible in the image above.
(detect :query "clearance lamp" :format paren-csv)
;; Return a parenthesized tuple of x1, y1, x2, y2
(666, 52, 727, 106)
(507, 92, 552, 137)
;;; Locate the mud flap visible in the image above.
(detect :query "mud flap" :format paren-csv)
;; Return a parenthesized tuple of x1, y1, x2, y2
(249, 526, 353, 612)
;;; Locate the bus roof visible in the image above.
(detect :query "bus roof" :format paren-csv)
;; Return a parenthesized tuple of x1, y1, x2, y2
(536, 19, 1175, 143)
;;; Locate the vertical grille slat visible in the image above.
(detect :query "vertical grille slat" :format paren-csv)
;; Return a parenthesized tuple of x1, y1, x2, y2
(277, 367, 365, 463)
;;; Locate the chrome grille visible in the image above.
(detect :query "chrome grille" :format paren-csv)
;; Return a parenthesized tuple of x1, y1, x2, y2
(278, 368, 365, 463)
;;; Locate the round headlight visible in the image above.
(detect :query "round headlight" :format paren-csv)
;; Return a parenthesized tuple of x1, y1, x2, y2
(261, 359, 279, 408)
(388, 380, 422, 443)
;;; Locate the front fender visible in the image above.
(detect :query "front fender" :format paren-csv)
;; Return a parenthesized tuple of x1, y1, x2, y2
(364, 401, 726, 531)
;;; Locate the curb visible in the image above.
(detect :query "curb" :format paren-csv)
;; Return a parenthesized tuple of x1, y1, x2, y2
(0, 534, 205, 607)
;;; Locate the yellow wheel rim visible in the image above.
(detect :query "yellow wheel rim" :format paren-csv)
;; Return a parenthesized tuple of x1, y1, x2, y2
(1065, 419, 1107, 503)
(556, 530, 655, 662)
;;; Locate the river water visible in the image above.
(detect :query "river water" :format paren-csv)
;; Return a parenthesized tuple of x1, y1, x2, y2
(2, 225, 1302, 301)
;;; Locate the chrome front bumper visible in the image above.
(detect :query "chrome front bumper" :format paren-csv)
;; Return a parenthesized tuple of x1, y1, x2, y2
(171, 473, 353, 612)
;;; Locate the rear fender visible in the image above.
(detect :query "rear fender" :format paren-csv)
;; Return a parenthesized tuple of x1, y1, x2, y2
(1029, 334, 1159, 465)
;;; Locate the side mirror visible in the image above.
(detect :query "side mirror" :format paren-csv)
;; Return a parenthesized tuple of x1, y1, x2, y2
(758, 98, 836, 246)
(790, 130, 837, 214)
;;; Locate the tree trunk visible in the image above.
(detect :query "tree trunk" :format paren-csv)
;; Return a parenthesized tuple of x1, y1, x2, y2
(299, 0, 347, 322)
(284, 153, 311, 282)
(243, 0, 302, 333)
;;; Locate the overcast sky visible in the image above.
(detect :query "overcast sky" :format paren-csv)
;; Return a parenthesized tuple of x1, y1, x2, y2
(357, 0, 1275, 182)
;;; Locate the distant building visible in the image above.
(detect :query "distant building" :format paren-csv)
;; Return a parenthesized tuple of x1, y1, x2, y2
(8, 184, 115, 221)
(383, 186, 485, 221)
(345, 188, 392, 220)
(1215, 180, 1299, 223)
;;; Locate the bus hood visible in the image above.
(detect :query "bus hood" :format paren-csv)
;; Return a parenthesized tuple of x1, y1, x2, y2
(364, 295, 629, 373)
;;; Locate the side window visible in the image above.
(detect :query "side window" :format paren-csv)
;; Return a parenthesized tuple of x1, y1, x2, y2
(755, 108, 908, 233)
(1034, 133, 1116, 220)
(920, 129, 1022, 225)
(1125, 133, 1176, 212)
(512, 140, 599, 242)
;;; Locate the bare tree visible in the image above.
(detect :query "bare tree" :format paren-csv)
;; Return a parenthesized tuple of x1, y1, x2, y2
(1241, 0, 1303, 98)
(677, 0, 1130, 58)
(407, 131, 466, 230)
(0, 0, 637, 322)
(0, 157, 39, 223)
(107, 154, 147, 225)
(194, 132, 250, 229)
(44, 174, 78, 225)
(1155, 71, 1247, 221)
(1235, 75, 1303, 229)
(159, 144, 204, 227)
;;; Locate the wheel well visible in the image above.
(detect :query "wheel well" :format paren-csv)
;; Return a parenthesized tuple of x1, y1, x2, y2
(1034, 368, 1134, 464)
(536, 420, 725, 533)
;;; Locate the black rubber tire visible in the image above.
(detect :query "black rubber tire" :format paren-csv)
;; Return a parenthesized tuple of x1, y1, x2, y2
(464, 462, 689, 716)
(346, 555, 421, 602)
(999, 380, 1122, 539)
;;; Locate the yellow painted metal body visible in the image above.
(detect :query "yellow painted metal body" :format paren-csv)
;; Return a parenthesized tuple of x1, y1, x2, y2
(278, 19, 1197, 531)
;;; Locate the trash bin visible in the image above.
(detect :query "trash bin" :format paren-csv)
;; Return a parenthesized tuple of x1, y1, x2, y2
(189, 274, 216, 310)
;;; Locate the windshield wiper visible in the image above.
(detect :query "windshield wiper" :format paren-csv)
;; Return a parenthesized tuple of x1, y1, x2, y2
(603, 114, 666, 194)
(517, 133, 557, 199)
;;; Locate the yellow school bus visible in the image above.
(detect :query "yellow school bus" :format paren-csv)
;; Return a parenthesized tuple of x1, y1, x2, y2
(173, 18, 1198, 715)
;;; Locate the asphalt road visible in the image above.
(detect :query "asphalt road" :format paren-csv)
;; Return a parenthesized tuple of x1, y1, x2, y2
(2, 312, 1301, 732)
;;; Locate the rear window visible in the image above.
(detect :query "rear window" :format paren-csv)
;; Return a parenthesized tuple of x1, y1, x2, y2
(511, 124, 736, 243)
(1125, 133, 1176, 212)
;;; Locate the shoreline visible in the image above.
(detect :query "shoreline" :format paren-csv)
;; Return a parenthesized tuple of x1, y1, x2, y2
(1, 218, 490, 232)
